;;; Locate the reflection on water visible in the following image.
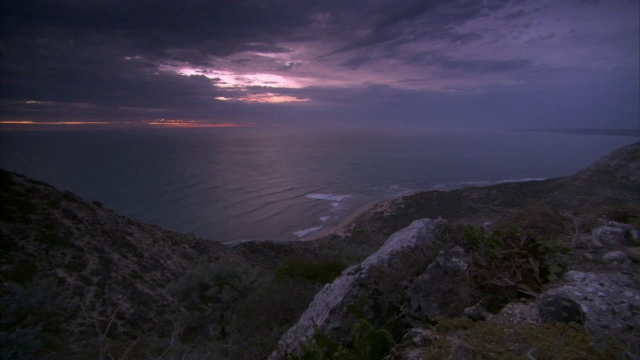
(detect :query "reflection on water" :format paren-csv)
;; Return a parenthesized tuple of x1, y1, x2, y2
(0, 128, 635, 243)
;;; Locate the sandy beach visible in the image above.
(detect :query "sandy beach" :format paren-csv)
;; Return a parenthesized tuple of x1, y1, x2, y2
(301, 198, 399, 241)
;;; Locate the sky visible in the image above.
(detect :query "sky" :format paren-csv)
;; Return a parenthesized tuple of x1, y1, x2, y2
(1, 0, 638, 130)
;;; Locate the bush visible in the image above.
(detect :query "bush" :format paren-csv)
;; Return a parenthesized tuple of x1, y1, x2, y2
(425, 317, 600, 359)
(167, 261, 261, 343)
(276, 256, 346, 285)
(605, 203, 640, 225)
(462, 225, 567, 310)
(497, 202, 568, 239)
(0, 278, 76, 358)
(228, 279, 319, 359)
(297, 317, 396, 360)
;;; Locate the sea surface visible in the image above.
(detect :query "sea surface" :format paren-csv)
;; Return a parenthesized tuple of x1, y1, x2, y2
(0, 128, 636, 244)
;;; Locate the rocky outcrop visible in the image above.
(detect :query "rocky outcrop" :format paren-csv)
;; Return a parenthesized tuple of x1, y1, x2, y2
(592, 220, 640, 247)
(406, 246, 473, 320)
(543, 270, 640, 339)
(270, 218, 448, 359)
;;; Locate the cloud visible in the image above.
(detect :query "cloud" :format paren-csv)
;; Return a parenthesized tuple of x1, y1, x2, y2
(502, 9, 529, 21)
(0, 0, 637, 129)
(434, 57, 531, 74)
(322, 0, 507, 57)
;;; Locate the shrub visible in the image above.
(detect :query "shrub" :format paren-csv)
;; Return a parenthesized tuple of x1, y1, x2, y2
(426, 317, 600, 359)
(166, 261, 261, 343)
(462, 225, 567, 310)
(228, 279, 318, 359)
(0, 278, 76, 358)
(605, 203, 640, 225)
(297, 317, 396, 360)
(497, 202, 568, 239)
(4, 259, 38, 284)
(276, 256, 346, 285)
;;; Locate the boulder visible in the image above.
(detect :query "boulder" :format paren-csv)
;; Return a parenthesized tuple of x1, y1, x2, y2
(542, 270, 640, 339)
(406, 246, 473, 320)
(538, 295, 585, 325)
(494, 300, 540, 325)
(602, 250, 631, 265)
(591, 221, 634, 247)
(270, 218, 447, 359)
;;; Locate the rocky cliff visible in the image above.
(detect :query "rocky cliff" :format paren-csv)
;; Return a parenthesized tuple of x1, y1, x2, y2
(271, 218, 448, 358)
(270, 142, 640, 359)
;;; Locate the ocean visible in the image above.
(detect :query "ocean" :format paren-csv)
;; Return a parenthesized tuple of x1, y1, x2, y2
(0, 128, 636, 244)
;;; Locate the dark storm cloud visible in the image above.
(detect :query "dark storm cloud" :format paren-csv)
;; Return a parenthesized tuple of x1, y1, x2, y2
(342, 54, 375, 70)
(1, 0, 316, 55)
(0, 0, 638, 128)
(0, 37, 226, 110)
(408, 54, 531, 74)
(502, 9, 528, 21)
(324, 0, 506, 57)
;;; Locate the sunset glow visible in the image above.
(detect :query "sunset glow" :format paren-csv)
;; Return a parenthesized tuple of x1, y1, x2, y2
(161, 65, 305, 89)
(0, 120, 110, 125)
(238, 93, 311, 103)
(145, 120, 248, 128)
(0, 0, 636, 129)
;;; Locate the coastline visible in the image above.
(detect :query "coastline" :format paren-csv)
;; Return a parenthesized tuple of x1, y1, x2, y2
(301, 198, 399, 241)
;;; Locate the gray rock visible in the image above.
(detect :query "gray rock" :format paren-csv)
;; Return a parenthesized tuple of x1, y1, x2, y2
(495, 300, 540, 325)
(538, 295, 584, 325)
(592, 221, 632, 246)
(383, 328, 438, 360)
(602, 250, 630, 263)
(270, 218, 448, 359)
(406, 246, 472, 320)
(464, 302, 491, 321)
(625, 247, 640, 262)
(543, 270, 640, 339)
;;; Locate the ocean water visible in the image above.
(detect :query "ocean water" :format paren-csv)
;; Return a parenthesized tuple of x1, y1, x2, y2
(0, 128, 636, 244)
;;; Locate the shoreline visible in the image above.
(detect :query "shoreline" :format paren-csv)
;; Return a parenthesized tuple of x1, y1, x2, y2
(297, 176, 549, 243)
(301, 198, 399, 241)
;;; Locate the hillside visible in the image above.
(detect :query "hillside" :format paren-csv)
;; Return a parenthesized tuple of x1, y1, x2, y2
(1, 142, 639, 359)
(0, 171, 252, 358)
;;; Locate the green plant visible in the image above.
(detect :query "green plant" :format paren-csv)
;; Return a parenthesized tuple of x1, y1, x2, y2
(295, 300, 401, 360)
(276, 256, 346, 285)
(297, 318, 396, 360)
(425, 317, 601, 359)
(167, 261, 262, 343)
(228, 278, 319, 359)
(498, 203, 568, 239)
(463, 225, 567, 309)
(605, 203, 640, 225)
(0, 278, 77, 358)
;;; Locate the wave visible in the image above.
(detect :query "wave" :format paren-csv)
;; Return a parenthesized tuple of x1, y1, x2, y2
(292, 216, 330, 238)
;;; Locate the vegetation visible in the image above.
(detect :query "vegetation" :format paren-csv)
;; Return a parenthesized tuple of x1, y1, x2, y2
(276, 256, 347, 285)
(420, 317, 601, 359)
(296, 305, 399, 360)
